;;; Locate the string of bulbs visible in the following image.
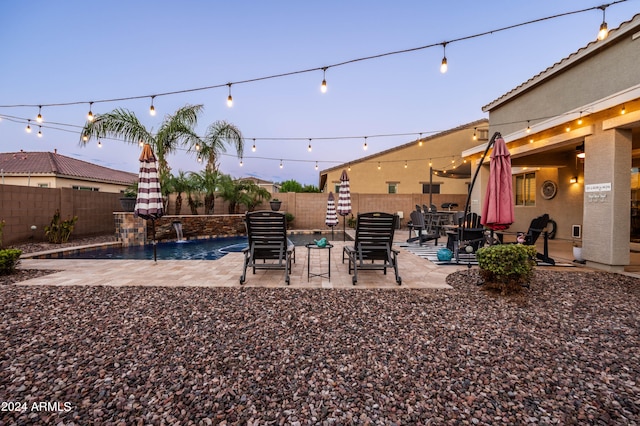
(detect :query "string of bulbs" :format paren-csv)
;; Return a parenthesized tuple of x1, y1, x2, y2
(0, 1, 623, 121)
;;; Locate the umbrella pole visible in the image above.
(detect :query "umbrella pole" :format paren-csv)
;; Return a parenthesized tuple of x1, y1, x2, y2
(343, 217, 346, 242)
(152, 219, 157, 262)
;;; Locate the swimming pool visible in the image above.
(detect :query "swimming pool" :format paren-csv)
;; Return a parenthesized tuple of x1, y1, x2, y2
(58, 232, 351, 260)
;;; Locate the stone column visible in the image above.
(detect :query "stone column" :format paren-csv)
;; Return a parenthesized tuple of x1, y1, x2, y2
(582, 126, 632, 270)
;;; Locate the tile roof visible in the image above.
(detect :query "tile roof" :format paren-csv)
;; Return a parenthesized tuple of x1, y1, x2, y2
(0, 151, 137, 185)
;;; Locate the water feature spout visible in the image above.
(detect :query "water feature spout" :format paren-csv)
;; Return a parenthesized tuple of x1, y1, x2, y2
(172, 221, 185, 241)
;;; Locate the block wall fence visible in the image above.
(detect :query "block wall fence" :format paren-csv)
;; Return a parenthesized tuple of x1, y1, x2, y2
(1, 184, 466, 245)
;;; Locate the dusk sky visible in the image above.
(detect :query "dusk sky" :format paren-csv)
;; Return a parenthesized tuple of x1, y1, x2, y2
(1, 1, 638, 185)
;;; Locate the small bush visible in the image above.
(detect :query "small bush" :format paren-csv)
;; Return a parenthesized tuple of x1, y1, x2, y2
(0, 249, 22, 275)
(44, 210, 78, 244)
(476, 244, 537, 294)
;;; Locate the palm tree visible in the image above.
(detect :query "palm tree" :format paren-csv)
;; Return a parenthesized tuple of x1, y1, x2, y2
(80, 105, 204, 176)
(170, 171, 190, 215)
(189, 169, 220, 214)
(193, 120, 244, 173)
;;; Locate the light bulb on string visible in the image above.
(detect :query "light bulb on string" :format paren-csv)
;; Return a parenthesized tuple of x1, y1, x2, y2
(279, 160, 283, 169)
(473, 128, 477, 141)
(348, 164, 351, 172)
(363, 136, 368, 151)
(26, 119, 32, 133)
(404, 161, 408, 169)
(429, 159, 432, 167)
(440, 43, 448, 74)
(308, 139, 312, 152)
(321, 67, 328, 93)
(195, 142, 200, 151)
(197, 156, 202, 163)
(377, 162, 381, 170)
(577, 112, 583, 125)
(239, 157, 243, 167)
(149, 96, 156, 116)
(315, 161, 318, 171)
(139, 140, 144, 147)
(526, 120, 531, 133)
(252, 138, 256, 152)
(418, 133, 423, 147)
(87, 102, 94, 122)
(621, 105, 626, 114)
(97, 139, 102, 148)
(227, 83, 233, 107)
(37, 126, 42, 138)
(82, 133, 88, 142)
(597, 5, 609, 41)
(36, 106, 43, 123)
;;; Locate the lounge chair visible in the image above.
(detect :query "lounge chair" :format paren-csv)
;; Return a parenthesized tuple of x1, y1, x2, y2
(407, 210, 439, 246)
(240, 210, 296, 285)
(496, 213, 555, 265)
(446, 212, 486, 262)
(343, 212, 401, 285)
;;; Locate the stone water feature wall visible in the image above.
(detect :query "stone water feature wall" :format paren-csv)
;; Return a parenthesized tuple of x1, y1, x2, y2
(114, 213, 246, 246)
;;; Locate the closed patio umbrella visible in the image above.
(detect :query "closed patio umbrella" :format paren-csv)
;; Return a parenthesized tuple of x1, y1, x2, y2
(481, 136, 514, 231)
(337, 170, 352, 241)
(325, 191, 338, 239)
(134, 143, 165, 262)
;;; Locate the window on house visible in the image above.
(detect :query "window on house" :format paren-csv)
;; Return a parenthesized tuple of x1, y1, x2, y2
(388, 183, 398, 194)
(37, 183, 49, 188)
(73, 185, 100, 192)
(515, 172, 536, 206)
(334, 184, 341, 193)
(422, 184, 440, 194)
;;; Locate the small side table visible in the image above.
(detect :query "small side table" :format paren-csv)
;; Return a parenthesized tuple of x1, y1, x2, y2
(305, 243, 333, 282)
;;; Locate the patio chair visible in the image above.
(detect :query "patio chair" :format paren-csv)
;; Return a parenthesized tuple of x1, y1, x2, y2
(343, 212, 401, 285)
(407, 210, 439, 246)
(240, 210, 296, 285)
(496, 213, 555, 265)
(446, 212, 486, 262)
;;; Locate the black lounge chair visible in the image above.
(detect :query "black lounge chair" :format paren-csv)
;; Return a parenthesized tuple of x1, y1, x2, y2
(407, 210, 439, 246)
(496, 213, 555, 265)
(343, 212, 401, 285)
(240, 210, 296, 285)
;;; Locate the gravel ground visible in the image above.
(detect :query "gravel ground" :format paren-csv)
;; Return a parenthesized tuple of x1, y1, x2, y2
(1, 268, 639, 425)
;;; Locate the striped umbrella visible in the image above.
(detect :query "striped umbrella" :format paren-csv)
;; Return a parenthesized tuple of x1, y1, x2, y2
(134, 143, 164, 261)
(325, 192, 338, 238)
(337, 170, 352, 241)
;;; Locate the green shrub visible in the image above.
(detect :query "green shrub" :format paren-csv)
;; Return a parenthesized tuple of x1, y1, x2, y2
(476, 244, 537, 294)
(0, 249, 22, 275)
(44, 210, 79, 244)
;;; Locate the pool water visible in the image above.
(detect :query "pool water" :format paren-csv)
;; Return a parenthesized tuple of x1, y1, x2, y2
(59, 232, 351, 260)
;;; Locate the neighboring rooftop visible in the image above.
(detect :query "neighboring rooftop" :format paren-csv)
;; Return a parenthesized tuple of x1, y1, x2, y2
(0, 150, 137, 185)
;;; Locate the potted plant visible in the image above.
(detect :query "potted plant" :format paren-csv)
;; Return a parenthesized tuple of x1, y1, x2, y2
(119, 183, 137, 212)
(269, 198, 282, 211)
(573, 239, 585, 264)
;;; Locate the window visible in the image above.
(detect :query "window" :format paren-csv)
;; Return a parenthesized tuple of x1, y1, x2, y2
(73, 185, 99, 192)
(334, 184, 341, 193)
(37, 183, 49, 188)
(388, 183, 398, 194)
(515, 172, 536, 206)
(422, 184, 440, 194)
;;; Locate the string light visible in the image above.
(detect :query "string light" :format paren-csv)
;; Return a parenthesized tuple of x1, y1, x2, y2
(38, 126, 42, 138)
(597, 5, 609, 41)
(240, 157, 243, 167)
(139, 140, 144, 147)
(473, 128, 477, 141)
(621, 104, 626, 114)
(440, 43, 448, 74)
(197, 156, 202, 163)
(577, 112, 583, 125)
(348, 163, 351, 172)
(149, 96, 156, 116)
(404, 161, 408, 168)
(429, 159, 432, 167)
(87, 102, 94, 121)
(227, 83, 233, 107)
(252, 138, 256, 152)
(308, 139, 312, 152)
(36, 106, 43, 123)
(82, 133, 88, 142)
(26, 119, 31, 133)
(418, 133, 423, 147)
(315, 161, 318, 170)
(321, 67, 328, 93)
(279, 159, 283, 169)
(195, 142, 200, 151)
(363, 136, 368, 151)
(526, 120, 531, 133)
(97, 139, 102, 148)
(377, 162, 381, 170)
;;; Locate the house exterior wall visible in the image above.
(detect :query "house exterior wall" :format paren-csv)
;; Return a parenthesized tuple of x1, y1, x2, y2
(487, 28, 640, 137)
(321, 122, 485, 194)
(0, 175, 130, 193)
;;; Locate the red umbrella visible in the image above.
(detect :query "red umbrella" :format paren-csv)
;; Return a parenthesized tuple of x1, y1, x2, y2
(481, 136, 514, 231)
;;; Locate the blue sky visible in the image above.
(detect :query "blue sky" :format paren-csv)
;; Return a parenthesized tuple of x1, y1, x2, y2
(1, 1, 638, 185)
